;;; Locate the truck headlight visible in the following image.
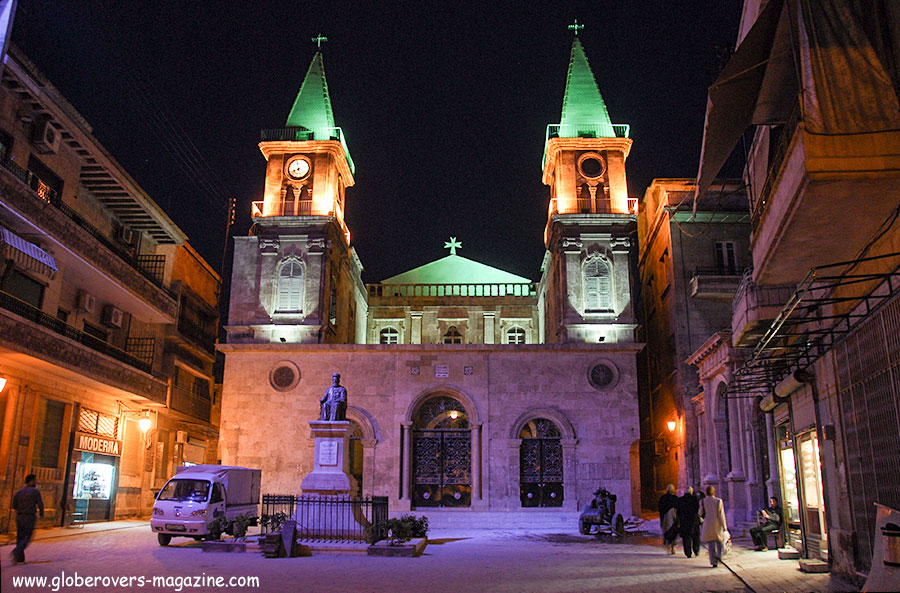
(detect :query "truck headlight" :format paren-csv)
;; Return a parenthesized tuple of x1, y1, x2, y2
(190, 509, 207, 517)
(153, 508, 164, 516)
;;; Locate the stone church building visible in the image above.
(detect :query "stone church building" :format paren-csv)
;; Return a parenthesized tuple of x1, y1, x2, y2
(219, 35, 644, 519)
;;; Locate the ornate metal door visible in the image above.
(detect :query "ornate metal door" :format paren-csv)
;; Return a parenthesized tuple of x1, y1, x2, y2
(519, 418, 563, 507)
(413, 429, 471, 507)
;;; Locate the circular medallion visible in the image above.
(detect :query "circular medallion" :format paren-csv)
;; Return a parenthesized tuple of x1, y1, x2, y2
(578, 153, 606, 179)
(269, 361, 301, 392)
(588, 360, 619, 391)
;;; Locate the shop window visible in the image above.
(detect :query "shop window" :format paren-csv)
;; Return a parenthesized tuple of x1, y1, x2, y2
(379, 326, 399, 344)
(1, 269, 44, 309)
(276, 260, 303, 311)
(443, 326, 462, 344)
(506, 326, 526, 344)
(584, 258, 612, 311)
(34, 399, 65, 468)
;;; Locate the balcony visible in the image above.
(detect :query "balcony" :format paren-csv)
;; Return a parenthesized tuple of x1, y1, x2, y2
(550, 197, 638, 216)
(259, 126, 355, 174)
(367, 282, 537, 306)
(690, 267, 743, 301)
(0, 290, 167, 403)
(251, 199, 351, 245)
(0, 161, 178, 322)
(748, 110, 900, 286)
(169, 384, 211, 422)
(176, 316, 217, 356)
(731, 272, 796, 347)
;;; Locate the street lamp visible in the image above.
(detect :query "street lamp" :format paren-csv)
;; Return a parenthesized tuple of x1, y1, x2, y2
(138, 415, 152, 433)
(666, 419, 677, 432)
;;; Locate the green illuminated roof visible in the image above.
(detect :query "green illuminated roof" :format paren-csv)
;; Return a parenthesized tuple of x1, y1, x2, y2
(559, 37, 614, 137)
(382, 254, 532, 285)
(286, 51, 335, 130)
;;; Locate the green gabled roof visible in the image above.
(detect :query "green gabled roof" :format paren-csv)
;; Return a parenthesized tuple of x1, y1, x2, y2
(559, 37, 614, 137)
(382, 254, 532, 285)
(286, 51, 335, 130)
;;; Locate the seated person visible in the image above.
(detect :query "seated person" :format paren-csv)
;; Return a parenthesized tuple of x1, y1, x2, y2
(750, 496, 782, 550)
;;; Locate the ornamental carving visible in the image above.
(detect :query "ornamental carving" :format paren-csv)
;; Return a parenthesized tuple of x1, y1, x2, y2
(258, 237, 280, 254)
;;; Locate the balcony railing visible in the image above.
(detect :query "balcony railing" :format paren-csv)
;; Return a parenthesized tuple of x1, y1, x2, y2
(125, 337, 156, 367)
(169, 384, 211, 422)
(368, 283, 537, 298)
(0, 289, 152, 374)
(176, 316, 217, 355)
(0, 157, 174, 298)
(549, 197, 638, 216)
(694, 266, 743, 277)
(259, 126, 355, 174)
(251, 199, 313, 217)
(546, 123, 631, 140)
(750, 102, 802, 231)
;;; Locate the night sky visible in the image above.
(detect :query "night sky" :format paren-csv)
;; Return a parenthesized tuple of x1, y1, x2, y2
(11, 0, 743, 284)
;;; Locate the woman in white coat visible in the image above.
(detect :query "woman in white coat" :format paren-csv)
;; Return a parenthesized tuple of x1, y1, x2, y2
(699, 485, 728, 567)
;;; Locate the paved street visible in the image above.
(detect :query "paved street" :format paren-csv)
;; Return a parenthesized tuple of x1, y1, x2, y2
(1, 522, 859, 593)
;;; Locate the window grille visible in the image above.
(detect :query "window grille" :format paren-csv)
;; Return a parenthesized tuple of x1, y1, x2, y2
(78, 407, 118, 438)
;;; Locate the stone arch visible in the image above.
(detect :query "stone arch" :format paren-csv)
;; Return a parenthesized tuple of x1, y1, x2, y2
(711, 378, 729, 419)
(405, 384, 482, 426)
(508, 407, 576, 440)
(346, 405, 380, 443)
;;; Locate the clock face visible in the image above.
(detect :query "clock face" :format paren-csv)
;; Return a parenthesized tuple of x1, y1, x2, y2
(287, 158, 310, 180)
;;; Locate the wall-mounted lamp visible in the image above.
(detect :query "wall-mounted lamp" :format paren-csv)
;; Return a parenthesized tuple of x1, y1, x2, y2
(666, 420, 677, 432)
(138, 415, 152, 433)
(0, 377, 7, 393)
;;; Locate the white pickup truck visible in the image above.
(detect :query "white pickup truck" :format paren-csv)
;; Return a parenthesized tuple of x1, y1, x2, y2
(151, 465, 261, 546)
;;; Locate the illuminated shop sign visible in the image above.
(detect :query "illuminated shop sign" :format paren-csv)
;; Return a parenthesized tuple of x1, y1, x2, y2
(74, 431, 123, 456)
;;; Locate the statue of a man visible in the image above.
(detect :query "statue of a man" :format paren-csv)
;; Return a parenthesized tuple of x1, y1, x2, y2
(319, 372, 347, 421)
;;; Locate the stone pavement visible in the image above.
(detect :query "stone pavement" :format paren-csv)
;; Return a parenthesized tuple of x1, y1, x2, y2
(0, 520, 861, 593)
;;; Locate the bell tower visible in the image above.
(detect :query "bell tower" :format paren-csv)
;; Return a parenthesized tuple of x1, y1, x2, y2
(540, 24, 639, 344)
(226, 37, 366, 345)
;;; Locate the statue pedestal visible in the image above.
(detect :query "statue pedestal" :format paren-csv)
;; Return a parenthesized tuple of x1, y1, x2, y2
(300, 420, 357, 494)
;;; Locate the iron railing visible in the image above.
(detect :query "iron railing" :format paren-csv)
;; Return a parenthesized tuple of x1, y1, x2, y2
(0, 158, 174, 298)
(176, 316, 217, 354)
(367, 283, 537, 298)
(125, 337, 156, 367)
(0, 289, 152, 374)
(750, 101, 802, 232)
(549, 196, 638, 216)
(546, 123, 631, 140)
(693, 266, 743, 277)
(251, 200, 313, 217)
(261, 494, 389, 544)
(259, 127, 355, 174)
(169, 384, 211, 422)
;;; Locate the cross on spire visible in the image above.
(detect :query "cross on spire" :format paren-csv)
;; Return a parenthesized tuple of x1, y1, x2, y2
(312, 34, 328, 49)
(568, 19, 584, 35)
(444, 237, 462, 256)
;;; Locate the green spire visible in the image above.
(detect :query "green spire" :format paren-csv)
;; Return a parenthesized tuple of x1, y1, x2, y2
(559, 37, 614, 137)
(285, 51, 335, 130)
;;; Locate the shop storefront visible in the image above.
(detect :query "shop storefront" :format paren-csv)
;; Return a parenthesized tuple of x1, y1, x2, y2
(69, 409, 122, 523)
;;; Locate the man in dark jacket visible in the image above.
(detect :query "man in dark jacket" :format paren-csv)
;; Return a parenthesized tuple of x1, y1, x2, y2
(11, 474, 44, 564)
(677, 486, 701, 557)
(657, 484, 679, 554)
(750, 496, 782, 550)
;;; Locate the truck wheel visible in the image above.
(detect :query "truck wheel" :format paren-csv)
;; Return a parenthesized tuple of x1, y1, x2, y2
(158, 533, 172, 546)
(579, 518, 591, 535)
(613, 514, 625, 536)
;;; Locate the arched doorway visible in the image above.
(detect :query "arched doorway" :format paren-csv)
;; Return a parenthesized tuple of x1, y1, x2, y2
(348, 420, 364, 498)
(412, 395, 471, 507)
(519, 418, 564, 507)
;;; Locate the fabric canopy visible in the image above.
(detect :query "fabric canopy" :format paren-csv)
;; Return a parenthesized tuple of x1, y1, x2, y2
(0, 226, 58, 278)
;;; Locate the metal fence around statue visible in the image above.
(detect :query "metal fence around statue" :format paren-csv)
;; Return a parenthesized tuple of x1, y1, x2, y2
(579, 486, 625, 536)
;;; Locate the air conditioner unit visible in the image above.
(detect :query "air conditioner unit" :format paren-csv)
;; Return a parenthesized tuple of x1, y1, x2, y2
(101, 305, 124, 329)
(76, 291, 97, 314)
(117, 226, 135, 245)
(32, 120, 61, 154)
(175, 431, 188, 444)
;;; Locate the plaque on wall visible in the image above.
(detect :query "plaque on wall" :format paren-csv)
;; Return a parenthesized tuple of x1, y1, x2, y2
(319, 440, 338, 466)
(434, 365, 449, 378)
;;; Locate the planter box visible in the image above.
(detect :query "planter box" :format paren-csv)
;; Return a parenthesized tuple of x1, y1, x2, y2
(202, 541, 247, 553)
(367, 537, 427, 557)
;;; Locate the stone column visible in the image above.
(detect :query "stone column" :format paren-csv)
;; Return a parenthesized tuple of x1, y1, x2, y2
(482, 311, 496, 344)
(471, 424, 482, 501)
(400, 422, 412, 502)
(361, 439, 377, 500)
(765, 413, 780, 499)
(562, 437, 578, 511)
(410, 312, 422, 345)
(726, 396, 746, 481)
(507, 439, 522, 508)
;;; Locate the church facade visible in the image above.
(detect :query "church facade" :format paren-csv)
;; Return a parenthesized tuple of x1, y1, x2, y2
(219, 35, 645, 518)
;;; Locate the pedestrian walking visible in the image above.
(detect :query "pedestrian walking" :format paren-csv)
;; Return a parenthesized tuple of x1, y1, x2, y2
(677, 486, 701, 557)
(750, 496, 782, 550)
(699, 485, 727, 567)
(11, 473, 44, 564)
(658, 483, 679, 554)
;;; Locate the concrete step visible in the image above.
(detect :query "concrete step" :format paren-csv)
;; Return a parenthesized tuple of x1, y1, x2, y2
(799, 558, 829, 573)
(778, 547, 801, 560)
(410, 511, 583, 530)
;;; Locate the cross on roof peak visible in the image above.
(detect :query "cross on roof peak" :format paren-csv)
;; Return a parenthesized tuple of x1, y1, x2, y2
(312, 34, 328, 49)
(568, 19, 584, 35)
(444, 237, 462, 256)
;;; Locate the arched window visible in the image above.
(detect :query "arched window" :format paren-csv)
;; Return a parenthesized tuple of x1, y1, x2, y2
(583, 258, 612, 312)
(276, 260, 303, 311)
(506, 326, 526, 344)
(379, 326, 399, 344)
(443, 326, 462, 344)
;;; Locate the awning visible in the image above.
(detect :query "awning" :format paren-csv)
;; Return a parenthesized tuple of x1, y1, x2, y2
(0, 227, 58, 278)
(694, 0, 794, 204)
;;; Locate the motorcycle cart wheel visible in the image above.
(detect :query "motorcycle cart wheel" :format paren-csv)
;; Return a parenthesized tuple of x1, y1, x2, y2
(579, 518, 591, 535)
(613, 513, 625, 536)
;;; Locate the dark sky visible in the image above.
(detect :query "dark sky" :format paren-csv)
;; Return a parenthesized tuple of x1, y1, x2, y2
(11, 0, 743, 284)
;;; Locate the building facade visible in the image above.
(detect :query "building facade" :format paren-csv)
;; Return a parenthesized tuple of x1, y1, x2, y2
(0, 46, 221, 531)
(688, 0, 900, 581)
(220, 35, 645, 521)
